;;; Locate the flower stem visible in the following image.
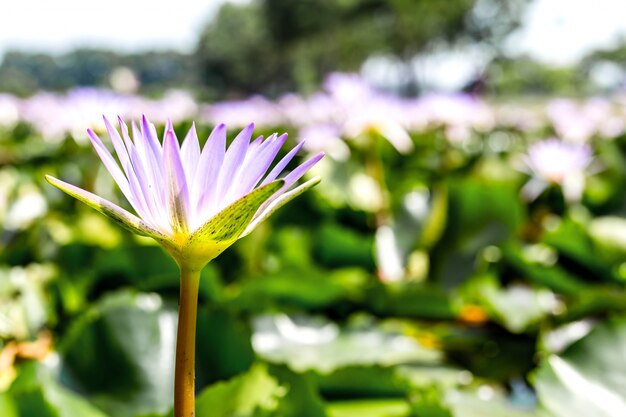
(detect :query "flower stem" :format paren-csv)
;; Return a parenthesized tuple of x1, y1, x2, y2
(174, 267, 201, 417)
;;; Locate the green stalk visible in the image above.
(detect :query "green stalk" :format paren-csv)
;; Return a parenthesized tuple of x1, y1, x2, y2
(174, 267, 201, 417)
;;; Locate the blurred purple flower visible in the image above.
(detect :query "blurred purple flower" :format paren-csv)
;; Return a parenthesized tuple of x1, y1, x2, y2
(279, 93, 337, 127)
(410, 93, 495, 141)
(20, 88, 131, 141)
(298, 123, 349, 161)
(519, 138, 594, 202)
(320, 73, 414, 153)
(546, 98, 620, 143)
(0, 94, 20, 127)
(202, 96, 284, 129)
(130, 90, 199, 125)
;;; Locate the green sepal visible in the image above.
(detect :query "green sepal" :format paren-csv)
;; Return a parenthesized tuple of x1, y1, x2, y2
(45, 175, 168, 240)
(189, 179, 284, 244)
(241, 176, 320, 238)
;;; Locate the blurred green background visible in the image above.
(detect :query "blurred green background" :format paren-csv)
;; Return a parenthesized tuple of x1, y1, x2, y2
(2, 1, 626, 416)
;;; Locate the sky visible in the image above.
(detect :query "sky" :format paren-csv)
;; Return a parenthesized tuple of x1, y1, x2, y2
(0, 0, 235, 55)
(0, 0, 626, 66)
(508, 0, 626, 65)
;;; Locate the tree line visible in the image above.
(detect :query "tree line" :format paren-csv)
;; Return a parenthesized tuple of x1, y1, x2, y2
(2, 0, 616, 98)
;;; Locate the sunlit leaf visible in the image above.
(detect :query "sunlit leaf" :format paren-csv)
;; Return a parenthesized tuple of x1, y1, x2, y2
(535, 316, 626, 417)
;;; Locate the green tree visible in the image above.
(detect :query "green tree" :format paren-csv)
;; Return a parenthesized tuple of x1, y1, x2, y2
(196, 0, 526, 96)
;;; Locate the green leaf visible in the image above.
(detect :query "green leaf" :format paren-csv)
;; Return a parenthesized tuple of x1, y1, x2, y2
(588, 216, 626, 264)
(535, 316, 626, 417)
(267, 365, 328, 417)
(9, 362, 110, 417)
(464, 274, 555, 333)
(375, 186, 446, 280)
(316, 366, 412, 398)
(253, 315, 440, 374)
(409, 386, 453, 417)
(446, 390, 538, 417)
(443, 325, 536, 382)
(431, 178, 524, 287)
(542, 216, 617, 282)
(59, 290, 177, 417)
(195, 308, 256, 387)
(367, 283, 455, 319)
(502, 243, 588, 296)
(315, 223, 375, 269)
(230, 266, 353, 312)
(195, 363, 282, 417)
(327, 399, 409, 417)
(0, 392, 18, 417)
(419, 183, 448, 249)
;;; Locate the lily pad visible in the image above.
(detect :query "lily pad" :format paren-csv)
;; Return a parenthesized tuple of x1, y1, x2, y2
(535, 316, 626, 417)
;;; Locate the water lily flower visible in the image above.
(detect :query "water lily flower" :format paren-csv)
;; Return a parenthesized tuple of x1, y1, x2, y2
(46, 115, 323, 270)
(519, 138, 593, 203)
(323, 73, 414, 154)
(45, 115, 323, 417)
(546, 98, 616, 143)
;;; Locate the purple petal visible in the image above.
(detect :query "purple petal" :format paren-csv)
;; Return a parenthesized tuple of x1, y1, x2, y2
(117, 116, 135, 151)
(141, 115, 163, 164)
(214, 123, 254, 208)
(127, 144, 170, 232)
(163, 127, 191, 233)
(123, 157, 153, 222)
(133, 120, 165, 210)
(103, 116, 132, 178)
(229, 133, 288, 200)
(261, 140, 305, 185)
(180, 123, 201, 183)
(281, 152, 325, 189)
(87, 129, 131, 198)
(248, 135, 264, 153)
(193, 124, 226, 221)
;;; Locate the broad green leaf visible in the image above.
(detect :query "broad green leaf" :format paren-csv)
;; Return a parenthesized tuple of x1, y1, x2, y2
(195, 308, 256, 387)
(230, 266, 354, 312)
(588, 216, 626, 263)
(252, 314, 440, 374)
(443, 325, 536, 382)
(0, 392, 18, 417)
(9, 362, 109, 417)
(410, 386, 454, 417)
(447, 390, 538, 417)
(502, 243, 588, 296)
(327, 399, 409, 417)
(431, 178, 524, 286)
(542, 216, 617, 282)
(315, 223, 375, 269)
(59, 291, 177, 417)
(195, 363, 282, 417)
(367, 283, 455, 319)
(465, 274, 556, 333)
(535, 316, 626, 417)
(316, 366, 412, 397)
(266, 365, 328, 417)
